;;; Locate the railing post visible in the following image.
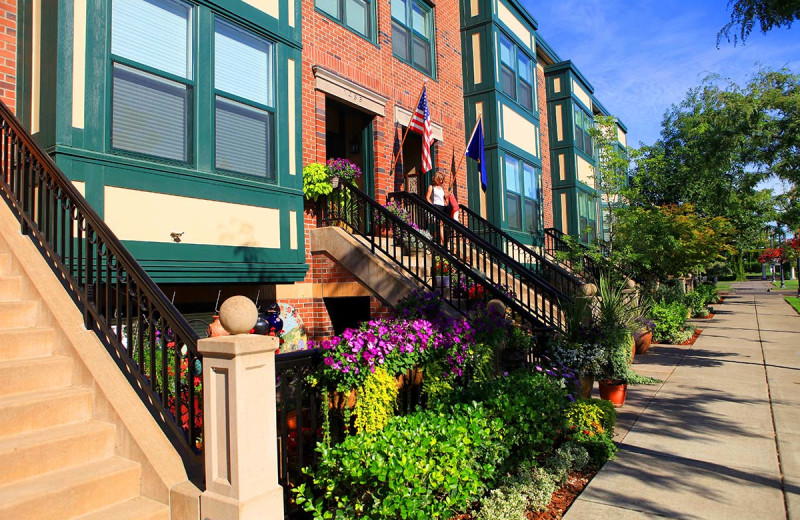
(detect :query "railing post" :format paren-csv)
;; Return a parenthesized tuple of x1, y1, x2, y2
(199, 296, 284, 520)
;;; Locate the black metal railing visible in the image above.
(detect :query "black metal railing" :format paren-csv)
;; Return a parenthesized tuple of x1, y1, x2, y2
(322, 181, 562, 330)
(388, 191, 578, 316)
(543, 227, 602, 282)
(276, 348, 323, 518)
(0, 101, 203, 479)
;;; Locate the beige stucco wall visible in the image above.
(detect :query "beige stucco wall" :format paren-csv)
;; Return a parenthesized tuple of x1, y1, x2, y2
(72, 0, 86, 129)
(472, 33, 482, 84)
(572, 79, 592, 109)
(576, 154, 595, 187)
(617, 125, 627, 147)
(501, 104, 537, 157)
(242, 0, 279, 19)
(497, 1, 533, 51)
(104, 187, 281, 248)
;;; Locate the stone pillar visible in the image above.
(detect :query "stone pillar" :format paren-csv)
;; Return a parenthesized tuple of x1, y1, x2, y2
(199, 297, 284, 520)
(762, 263, 767, 280)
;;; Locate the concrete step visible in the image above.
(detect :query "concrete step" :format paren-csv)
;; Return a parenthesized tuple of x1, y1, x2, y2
(0, 355, 72, 396)
(0, 420, 116, 486)
(0, 275, 22, 300)
(0, 327, 55, 360)
(71, 497, 170, 520)
(0, 299, 38, 328)
(0, 456, 141, 520)
(0, 386, 93, 438)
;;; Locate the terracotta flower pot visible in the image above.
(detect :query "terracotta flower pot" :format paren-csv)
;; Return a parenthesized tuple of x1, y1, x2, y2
(635, 331, 653, 355)
(207, 315, 229, 338)
(328, 389, 357, 410)
(579, 373, 594, 399)
(598, 380, 628, 407)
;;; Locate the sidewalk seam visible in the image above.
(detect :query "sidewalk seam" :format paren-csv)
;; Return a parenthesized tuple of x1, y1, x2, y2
(753, 295, 790, 520)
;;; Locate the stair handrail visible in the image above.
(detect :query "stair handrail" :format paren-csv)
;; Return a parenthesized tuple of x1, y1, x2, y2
(388, 191, 578, 304)
(443, 198, 585, 291)
(321, 181, 563, 331)
(0, 101, 203, 479)
(543, 227, 601, 282)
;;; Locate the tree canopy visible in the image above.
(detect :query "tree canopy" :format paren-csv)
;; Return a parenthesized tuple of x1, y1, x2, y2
(717, 0, 800, 45)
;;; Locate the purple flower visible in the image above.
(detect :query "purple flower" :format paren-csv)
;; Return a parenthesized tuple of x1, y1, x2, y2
(324, 357, 334, 366)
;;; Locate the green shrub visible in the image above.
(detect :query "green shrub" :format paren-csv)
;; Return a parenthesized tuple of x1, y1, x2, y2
(564, 399, 618, 467)
(476, 488, 528, 520)
(544, 442, 591, 484)
(296, 402, 507, 520)
(447, 369, 570, 466)
(510, 467, 558, 512)
(695, 283, 719, 306)
(650, 301, 689, 343)
(302, 162, 333, 202)
(353, 367, 399, 434)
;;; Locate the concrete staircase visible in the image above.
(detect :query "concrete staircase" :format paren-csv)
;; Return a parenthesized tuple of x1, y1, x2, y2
(0, 235, 171, 518)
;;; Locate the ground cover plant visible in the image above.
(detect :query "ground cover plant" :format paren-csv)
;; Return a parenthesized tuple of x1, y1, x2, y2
(294, 290, 620, 519)
(786, 297, 800, 315)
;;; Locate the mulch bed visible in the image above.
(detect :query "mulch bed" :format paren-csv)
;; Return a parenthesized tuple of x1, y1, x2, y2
(528, 470, 596, 519)
(652, 328, 703, 346)
(449, 468, 599, 520)
(692, 312, 715, 319)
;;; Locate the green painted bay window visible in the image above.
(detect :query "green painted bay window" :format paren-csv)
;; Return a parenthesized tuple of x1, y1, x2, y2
(522, 162, 541, 235)
(111, 0, 193, 162)
(392, 0, 434, 76)
(505, 154, 522, 230)
(573, 104, 593, 156)
(578, 190, 598, 244)
(109, 0, 278, 182)
(498, 33, 535, 113)
(316, 0, 374, 40)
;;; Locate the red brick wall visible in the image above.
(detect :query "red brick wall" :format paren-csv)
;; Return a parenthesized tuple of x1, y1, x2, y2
(296, 0, 465, 340)
(537, 63, 553, 230)
(0, 2, 16, 112)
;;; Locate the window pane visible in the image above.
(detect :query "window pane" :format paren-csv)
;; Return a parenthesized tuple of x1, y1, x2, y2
(392, 21, 410, 61)
(501, 65, 516, 98)
(412, 1, 430, 38)
(112, 64, 188, 161)
(392, 0, 407, 22)
(215, 97, 273, 179)
(575, 126, 583, 149)
(585, 133, 593, 156)
(345, 0, 369, 36)
(504, 155, 520, 193)
(519, 82, 533, 111)
(316, 0, 339, 18)
(525, 199, 538, 234)
(412, 35, 431, 74)
(506, 193, 521, 229)
(523, 164, 537, 199)
(500, 35, 513, 66)
(215, 20, 272, 106)
(517, 53, 531, 83)
(112, 0, 192, 79)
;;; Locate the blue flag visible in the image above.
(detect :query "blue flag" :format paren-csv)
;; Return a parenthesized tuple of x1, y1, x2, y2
(465, 117, 486, 192)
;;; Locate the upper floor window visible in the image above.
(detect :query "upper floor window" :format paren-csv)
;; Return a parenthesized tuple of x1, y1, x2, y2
(498, 33, 535, 113)
(392, 0, 434, 76)
(574, 104, 593, 156)
(110, 0, 278, 181)
(504, 154, 541, 234)
(111, 0, 193, 162)
(214, 19, 275, 180)
(316, 0, 373, 40)
(578, 190, 597, 244)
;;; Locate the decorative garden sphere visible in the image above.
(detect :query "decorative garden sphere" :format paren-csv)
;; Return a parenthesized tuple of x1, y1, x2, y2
(487, 299, 506, 316)
(625, 278, 637, 290)
(219, 296, 258, 335)
(580, 283, 598, 297)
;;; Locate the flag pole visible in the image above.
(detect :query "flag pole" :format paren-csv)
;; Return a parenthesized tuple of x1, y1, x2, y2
(452, 114, 482, 188)
(391, 80, 428, 176)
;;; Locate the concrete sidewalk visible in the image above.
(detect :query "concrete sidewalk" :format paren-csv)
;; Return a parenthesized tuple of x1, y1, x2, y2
(565, 281, 800, 520)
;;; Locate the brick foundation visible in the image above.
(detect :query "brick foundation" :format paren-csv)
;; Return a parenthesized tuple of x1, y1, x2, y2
(0, 2, 16, 112)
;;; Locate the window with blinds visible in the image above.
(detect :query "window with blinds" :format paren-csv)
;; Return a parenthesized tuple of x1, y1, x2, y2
(315, 0, 373, 40)
(505, 153, 541, 234)
(214, 19, 275, 180)
(110, 0, 192, 162)
(392, 0, 434, 76)
(498, 33, 535, 114)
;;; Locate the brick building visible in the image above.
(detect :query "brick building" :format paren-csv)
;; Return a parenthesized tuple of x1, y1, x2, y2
(278, 0, 468, 339)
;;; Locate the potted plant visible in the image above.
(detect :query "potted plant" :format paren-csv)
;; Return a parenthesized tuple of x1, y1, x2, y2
(633, 316, 655, 355)
(302, 162, 333, 202)
(327, 158, 362, 187)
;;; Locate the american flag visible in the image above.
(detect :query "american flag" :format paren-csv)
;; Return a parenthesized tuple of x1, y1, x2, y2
(408, 86, 433, 172)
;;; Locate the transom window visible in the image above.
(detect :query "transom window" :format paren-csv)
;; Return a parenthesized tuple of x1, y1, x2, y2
(498, 33, 535, 113)
(109, 0, 277, 181)
(504, 154, 541, 234)
(574, 104, 594, 156)
(392, 0, 435, 76)
(315, 0, 373, 40)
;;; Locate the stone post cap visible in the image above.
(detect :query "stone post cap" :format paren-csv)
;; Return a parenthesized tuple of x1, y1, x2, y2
(625, 278, 637, 290)
(219, 296, 258, 335)
(580, 283, 598, 297)
(487, 299, 506, 316)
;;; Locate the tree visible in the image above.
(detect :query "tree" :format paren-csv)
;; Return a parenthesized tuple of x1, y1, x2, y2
(717, 0, 800, 46)
(614, 204, 735, 279)
(588, 115, 630, 253)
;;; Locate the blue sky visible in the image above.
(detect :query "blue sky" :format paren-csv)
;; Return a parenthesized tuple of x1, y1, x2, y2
(522, 0, 800, 148)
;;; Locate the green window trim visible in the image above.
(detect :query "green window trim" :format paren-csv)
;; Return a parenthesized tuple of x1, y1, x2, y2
(391, 0, 436, 77)
(497, 32, 536, 115)
(503, 152, 542, 235)
(315, 0, 377, 42)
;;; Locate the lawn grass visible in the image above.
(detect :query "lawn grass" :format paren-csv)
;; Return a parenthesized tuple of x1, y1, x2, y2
(772, 279, 798, 290)
(716, 281, 734, 292)
(785, 297, 800, 315)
